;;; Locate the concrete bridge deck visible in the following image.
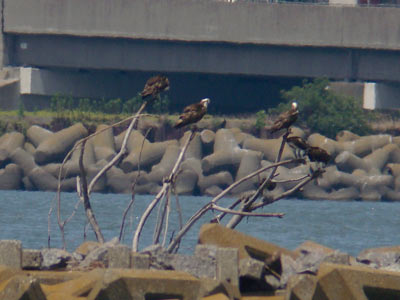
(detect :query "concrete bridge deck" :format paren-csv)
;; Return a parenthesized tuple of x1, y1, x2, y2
(1, 0, 400, 109)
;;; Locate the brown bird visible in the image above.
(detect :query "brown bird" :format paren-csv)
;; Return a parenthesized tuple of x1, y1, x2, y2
(287, 136, 309, 158)
(174, 98, 210, 129)
(307, 146, 331, 165)
(140, 75, 170, 101)
(269, 102, 299, 134)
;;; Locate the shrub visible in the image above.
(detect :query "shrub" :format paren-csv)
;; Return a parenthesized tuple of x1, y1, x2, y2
(272, 78, 371, 139)
(255, 110, 267, 130)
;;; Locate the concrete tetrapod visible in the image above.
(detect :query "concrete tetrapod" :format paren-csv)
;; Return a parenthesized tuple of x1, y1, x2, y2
(231, 150, 262, 194)
(92, 124, 116, 162)
(0, 163, 22, 190)
(34, 123, 88, 165)
(243, 136, 294, 162)
(0, 132, 25, 162)
(120, 130, 178, 172)
(202, 129, 247, 175)
(26, 125, 53, 147)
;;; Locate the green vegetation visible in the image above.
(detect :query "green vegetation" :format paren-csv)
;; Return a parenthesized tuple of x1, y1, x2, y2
(254, 110, 267, 130)
(271, 78, 371, 139)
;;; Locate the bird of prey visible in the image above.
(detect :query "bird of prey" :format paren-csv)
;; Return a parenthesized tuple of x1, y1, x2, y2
(174, 98, 210, 129)
(306, 146, 331, 166)
(269, 102, 299, 134)
(140, 75, 170, 101)
(287, 136, 309, 158)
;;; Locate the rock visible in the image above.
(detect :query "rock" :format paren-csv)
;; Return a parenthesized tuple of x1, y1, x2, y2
(363, 143, 398, 171)
(35, 123, 88, 164)
(41, 248, 72, 270)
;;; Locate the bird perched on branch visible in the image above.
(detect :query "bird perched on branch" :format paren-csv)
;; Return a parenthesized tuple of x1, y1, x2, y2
(307, 146, 331, 166)
(287, 136, 309, 158)
(269, 102, 298, 134)
(140, 75, 170, 101)
(174, 98, 210, 129)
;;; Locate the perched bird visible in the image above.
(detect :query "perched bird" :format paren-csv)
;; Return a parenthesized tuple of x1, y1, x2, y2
(269, 102, 299, 134)
(174, 98, 210, 129)
(307, 146, 331, 166)
(140, 75, 170, 101)
(287, 136, 309, 158)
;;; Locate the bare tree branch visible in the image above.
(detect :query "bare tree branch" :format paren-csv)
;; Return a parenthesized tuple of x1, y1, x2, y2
(88, 102, 148, 195)
(210, 203, 284, 218)
(78, 139, 104, 243)
(118, 128, 151, 242)
(132, 130, 196, 251)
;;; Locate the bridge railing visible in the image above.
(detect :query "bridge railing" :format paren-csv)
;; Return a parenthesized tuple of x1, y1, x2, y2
(224, 0, 400, 7)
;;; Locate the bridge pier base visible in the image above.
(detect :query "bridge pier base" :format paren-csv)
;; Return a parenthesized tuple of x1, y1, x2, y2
(363, 82, 400, 110)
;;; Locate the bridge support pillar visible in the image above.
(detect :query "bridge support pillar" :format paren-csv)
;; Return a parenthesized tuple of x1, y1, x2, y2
(363, 82, 400, 110)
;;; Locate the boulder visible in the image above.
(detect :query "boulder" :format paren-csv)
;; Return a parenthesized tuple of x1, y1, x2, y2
(337, 134, 392, 157)
(0, 132, 25, 161)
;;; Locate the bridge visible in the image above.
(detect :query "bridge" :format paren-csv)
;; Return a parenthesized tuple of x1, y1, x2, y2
(1, 0, 400, 110)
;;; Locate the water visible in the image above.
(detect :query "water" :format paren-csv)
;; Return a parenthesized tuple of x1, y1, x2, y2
(0, 190, 399, 256)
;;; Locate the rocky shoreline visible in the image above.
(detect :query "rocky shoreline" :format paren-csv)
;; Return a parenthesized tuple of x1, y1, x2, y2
(1, 224, 400, 299)
(0, 122, 400, 201)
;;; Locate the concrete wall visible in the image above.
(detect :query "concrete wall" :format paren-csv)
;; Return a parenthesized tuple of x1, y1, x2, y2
(4, 0, 400, 51)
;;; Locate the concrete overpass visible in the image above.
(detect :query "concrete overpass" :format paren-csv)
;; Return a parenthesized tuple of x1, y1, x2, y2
(1, 0, 400, 110)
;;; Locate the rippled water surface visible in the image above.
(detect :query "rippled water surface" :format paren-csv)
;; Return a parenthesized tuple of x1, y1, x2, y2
(1, 190, 399, 256)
